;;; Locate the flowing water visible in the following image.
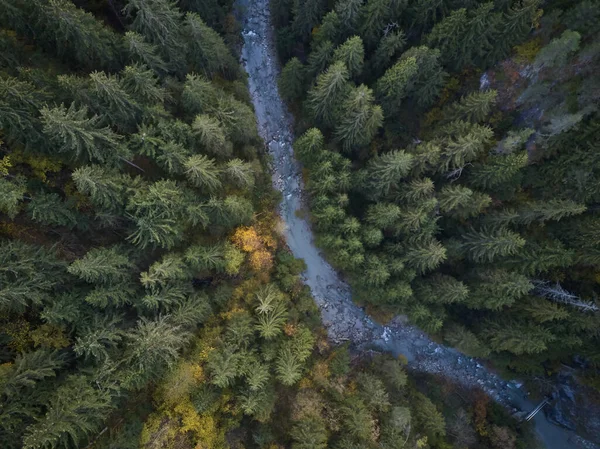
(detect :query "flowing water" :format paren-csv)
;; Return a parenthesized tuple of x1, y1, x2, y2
(236, 1, 598, 447)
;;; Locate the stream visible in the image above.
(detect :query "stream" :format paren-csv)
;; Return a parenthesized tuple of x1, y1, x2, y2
(236, 0, 598, 447)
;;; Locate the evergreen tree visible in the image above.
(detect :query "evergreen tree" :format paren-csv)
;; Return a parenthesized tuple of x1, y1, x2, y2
(40, 103, 121, 163)
(31, 0, 122, 71)
(399, 46, 446, 108)
(364, 150, 414, 199)
(459, 226, 526, 263)
(375, 56, 418, 116)
(68, 247, 133, 284)
(404, 239, 447, 274)
(445, 90, 498, 124)
(292, 0, 326, 39)
(369, 29, 407, 75)
(334, 84, 383, 150)
(184, 12, 238, 79)
(279, 57, 307, 102)
(120, 64, 165, 105)
(483, 320, 555, 355)
(307, 61, 351, 126)
(184, 154, 222, 191)
(27, 193, 77, 228)
(444, 324, 490, 357)
(333, 36, 365, 78)
(72, 165, 129, 212)
(290, 417, 328, 449)
(124, 31, 168, 75)
(414, 274, 469, 305)
(0, 177, 25, 219)
(276, 348, 303, 385)
(124, 0, 186, 73)
(21, 375, 114, 449)
(467, 269, 533, 310)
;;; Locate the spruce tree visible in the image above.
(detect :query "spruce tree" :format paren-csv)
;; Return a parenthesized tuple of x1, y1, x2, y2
(40, 103, 121, 163)
(333, 36, 365, 78)
(459, 226, 526, 263)
(334, 84, 383, 150)
(307, 61, 351, 126)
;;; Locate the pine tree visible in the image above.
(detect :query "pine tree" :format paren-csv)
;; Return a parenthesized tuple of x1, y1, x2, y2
(279, 57, 307, 102)
(291, 0, 326, 39)
(521, 297, 570, 323)
(224, 159, 255, 189)
(184, 12, 239, 79)
(72, 165, 128, 212)
(404, 239, 447, 274)
(1, 349, 64, 398)
(444, 324, 490, 357)
(276, 348, 303, 385)
(22, 375, 114, 449)
(334, 84, 383, 150)
(184, 154, 222, 191)
(441, 123, 494, 171)
(445, 90, 498, 124)
(68, 247, 133, 284)
(506, 240, 576, 275)
(414, 274, 469, 305)
(467, 269, 533, 310)
(88, 71, 140, 131)
(375, 56, 418, 116)
(397, 178, 435, 203)
(356, 373, 390, 412)
(361, 254, 391, 286)
(40, 103, 121, 163)
(359, 0, 405, 46)
(31, 0, 122, 71)
(399, 46, 446, 108)
(120, 64, 165, 105)
(470, 151, 528, 190)
(124, 31, 168, 75)
(74, 317, 124, 362)
(366, 203, 401, 229)
(313, 11, 341, 46)
(425, 8, 468, 66)
(333, 36, 365, 78)
(27, 193, 77, 228)
(124, 0, 186, 73)
(459, 226, 526, 263)
(0, 76, 46, 150)
(438, 184, 473, 216)
(181, 74, 219, 115)
(369, 29, 407, 75)
(483, 320, 555, 355)
(307, 61, 351, 126)
(340, 397, 374, 441)
(123, 316, 191, 388)
(290, 417, 328, 449)
(256, 301, 288, 340)
(0, 177, 25, 219)
(306, 41, 335, 78)
(517, 200, 587, 225)
(191, 114, 230, 158)
(334, 0, 365, 37)
(412, 391, 446, 439)
(364, 150, 414, 199)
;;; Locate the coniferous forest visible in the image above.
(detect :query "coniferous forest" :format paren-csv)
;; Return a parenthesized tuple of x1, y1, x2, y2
(276, 0, 600, 376)
(0, 0, 599, 449)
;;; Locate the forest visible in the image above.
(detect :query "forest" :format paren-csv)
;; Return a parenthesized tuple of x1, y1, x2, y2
(274, 0, 600, 380)
(0, 0, 597, 448)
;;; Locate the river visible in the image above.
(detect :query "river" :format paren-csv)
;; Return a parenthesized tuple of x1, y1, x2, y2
(236, 0, 598, 447)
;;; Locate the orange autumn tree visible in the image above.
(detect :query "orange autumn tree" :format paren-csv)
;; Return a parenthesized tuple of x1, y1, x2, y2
(231, 225, 276, 272)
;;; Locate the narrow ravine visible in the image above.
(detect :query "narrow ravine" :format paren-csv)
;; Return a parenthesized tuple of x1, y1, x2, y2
(237, 1, 598, 448)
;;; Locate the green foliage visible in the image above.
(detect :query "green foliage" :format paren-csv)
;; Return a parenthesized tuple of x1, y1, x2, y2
(40, 103, 121, 163)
